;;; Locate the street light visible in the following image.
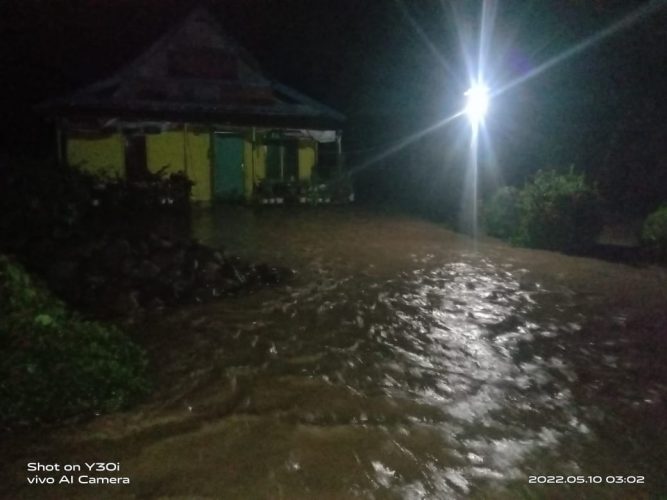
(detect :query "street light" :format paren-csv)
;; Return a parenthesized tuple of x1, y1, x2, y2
(463, 82, 489, 244)
(464, 83, 489, 127)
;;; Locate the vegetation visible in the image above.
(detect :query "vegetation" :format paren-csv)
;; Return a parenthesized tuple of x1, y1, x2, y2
(253, 172, 354, 205)
(641, 205, 667, 261)
(516, 169, 603, 251)
(484, 168, 603, 252)
(0, 255, 148, 427)
(0, 159, 192, 256)
(483, 186, 521, 240)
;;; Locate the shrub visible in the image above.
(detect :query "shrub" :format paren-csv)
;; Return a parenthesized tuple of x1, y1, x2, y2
(483, 186, 521, 240)
(96, 170, 193, 212)
(0, 159, 192, 255)
(641, 205, 667, 261)
(0, 160, 95, 252)
(0, 255, 148, 427)
(516, 168, 603, 252)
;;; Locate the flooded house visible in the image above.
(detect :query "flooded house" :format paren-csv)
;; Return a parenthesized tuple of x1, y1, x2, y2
(39, 7, 346, 204)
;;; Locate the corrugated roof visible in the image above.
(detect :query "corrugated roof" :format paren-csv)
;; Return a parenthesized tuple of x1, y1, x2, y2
(39, 7, 344, 129)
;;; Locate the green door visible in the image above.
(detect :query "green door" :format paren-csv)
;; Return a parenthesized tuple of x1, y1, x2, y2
(213, 135, 244, 200)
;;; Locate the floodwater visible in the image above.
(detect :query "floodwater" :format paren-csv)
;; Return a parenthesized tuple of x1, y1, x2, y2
(2, 207, 667, 499)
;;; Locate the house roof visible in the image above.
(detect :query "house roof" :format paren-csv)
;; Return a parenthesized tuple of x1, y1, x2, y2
(39, 7, 345, 130)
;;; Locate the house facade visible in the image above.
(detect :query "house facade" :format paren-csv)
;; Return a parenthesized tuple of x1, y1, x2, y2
(41, 8, 345, 203)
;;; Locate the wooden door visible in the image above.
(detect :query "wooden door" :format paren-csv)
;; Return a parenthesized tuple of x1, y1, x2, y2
(125, 135, 148, 181)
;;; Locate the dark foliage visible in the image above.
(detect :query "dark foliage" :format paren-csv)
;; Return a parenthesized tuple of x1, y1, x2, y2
(0, 159, 290, 319)
(482, 186, 521, 240)
(46, 232, 291, 319)
(516, 169, 603, 252)
(0, 159, 191, 255)
(0, 256, 148, 428)
(484, 169, 603, 252)
(641, 205, 667, 262)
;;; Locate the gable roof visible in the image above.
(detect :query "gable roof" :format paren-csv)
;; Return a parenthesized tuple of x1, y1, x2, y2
(39, 7, 344, 129)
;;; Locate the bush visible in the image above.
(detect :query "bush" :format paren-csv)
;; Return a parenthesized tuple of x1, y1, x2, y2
(641, 205, 667, 261)
(516, 169, 603, 252)
(0, 159, 192, 255)
(483, 186, 521, 240)
(0, 160, 95, 252)
(96, 170, 193, 213)
(0, 255, 148, 427)
(483, 169, 603, 252)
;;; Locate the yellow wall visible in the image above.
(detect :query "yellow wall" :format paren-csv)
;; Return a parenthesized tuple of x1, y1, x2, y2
(66, 128, 319, 203)
(67, 133, 125, 177)
(185, 130, 211, 202)
(146, 131, 186, 176)
(145, 129, 212, 202)
(298, 140, 316, 181)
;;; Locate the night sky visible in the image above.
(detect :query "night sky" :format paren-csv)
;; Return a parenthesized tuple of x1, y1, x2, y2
(2, 0, 666, 209)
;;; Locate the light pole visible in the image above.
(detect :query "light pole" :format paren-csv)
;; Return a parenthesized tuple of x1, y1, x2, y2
(465, 83, 490, 130)
(464, 82, 489, 243)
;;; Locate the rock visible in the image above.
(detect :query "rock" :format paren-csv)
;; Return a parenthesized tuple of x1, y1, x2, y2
(48, 260, 78, 284)
(221, 277, 242, 291)
(102, 238, 131, 262)
(72, 240, 99, 260)
(146, 297, 165, 310)
(17, 225, 285, 317)
(184, 244, 210, 273)
(171, 279, 191, 300)
(192, 286, 214, 303)
(256, 263, 282, 285)
(222, 261, 245, 284)
(148, 233, 173, 250)
(171, 248, 186, 267)
(152, 249, 179, 272)
(111, 290, 141, 315)
(83, 271, 107, 290)
(200, 261, 221, 283)
(120, 256, 138, 277)
(137, 259, 160, 280)
(185, 255, 199, 273)
(134, 241, 150, 258)
(190, 243, 216, 265)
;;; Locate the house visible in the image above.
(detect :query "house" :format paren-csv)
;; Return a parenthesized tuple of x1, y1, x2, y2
(39, 7, 346, 203)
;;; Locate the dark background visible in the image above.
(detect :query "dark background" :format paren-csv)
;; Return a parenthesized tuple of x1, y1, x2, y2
(2, 0, 666, 216)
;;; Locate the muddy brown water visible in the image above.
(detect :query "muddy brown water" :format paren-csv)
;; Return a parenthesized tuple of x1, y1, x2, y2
(2, 207, 666, 499)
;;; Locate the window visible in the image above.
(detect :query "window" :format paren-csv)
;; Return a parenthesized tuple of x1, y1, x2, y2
(265, 141, 298, 181)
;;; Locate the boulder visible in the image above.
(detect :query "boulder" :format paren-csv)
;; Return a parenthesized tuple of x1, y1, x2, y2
(110, 290, 141, 316)
(48, 260, 79, 284)
(137, 259, 160, 280)
(102, 238, 131, 263)
(200, 261, 221, 284)
(255, 263, 282, 285)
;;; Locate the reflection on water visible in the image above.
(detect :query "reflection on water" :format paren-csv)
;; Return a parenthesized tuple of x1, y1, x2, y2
(2, 207, 667, 499)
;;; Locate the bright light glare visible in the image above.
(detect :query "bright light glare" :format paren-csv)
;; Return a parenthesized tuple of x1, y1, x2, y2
(464, 84, 489, 126)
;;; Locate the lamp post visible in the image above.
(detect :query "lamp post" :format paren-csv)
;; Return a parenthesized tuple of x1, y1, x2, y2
(464, 82, 490, 243)
(465, 83, 489, 130)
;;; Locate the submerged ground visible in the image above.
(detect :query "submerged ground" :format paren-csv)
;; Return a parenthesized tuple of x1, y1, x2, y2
(2, 207, 666, 499)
